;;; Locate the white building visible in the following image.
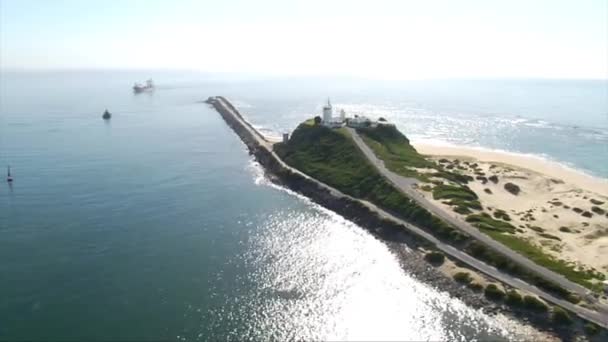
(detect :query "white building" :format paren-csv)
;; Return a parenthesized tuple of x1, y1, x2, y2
(322, 98, 333, 124)
(347, 115, 373, 128)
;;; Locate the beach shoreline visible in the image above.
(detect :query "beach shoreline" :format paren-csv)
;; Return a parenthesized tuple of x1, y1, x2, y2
(412, 142, 608, 196)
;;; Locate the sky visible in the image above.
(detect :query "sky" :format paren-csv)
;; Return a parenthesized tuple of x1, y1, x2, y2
(1, 0, 607, 79)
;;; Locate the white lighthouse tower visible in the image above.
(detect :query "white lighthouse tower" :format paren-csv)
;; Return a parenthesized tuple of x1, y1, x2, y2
(322, 98, 333, 124)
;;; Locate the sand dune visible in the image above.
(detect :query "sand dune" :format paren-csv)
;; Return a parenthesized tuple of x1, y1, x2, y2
(413, 142, 608, 274)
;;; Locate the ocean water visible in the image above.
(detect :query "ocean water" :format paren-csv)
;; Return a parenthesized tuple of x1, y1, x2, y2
(1, 71, 606, 340)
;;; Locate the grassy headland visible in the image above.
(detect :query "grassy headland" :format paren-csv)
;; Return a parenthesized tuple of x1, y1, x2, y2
(274, 122, 466, 243)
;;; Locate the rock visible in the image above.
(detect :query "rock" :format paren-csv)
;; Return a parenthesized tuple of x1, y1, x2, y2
(504, 182, 520, 195)
(488, 175, 499, 184)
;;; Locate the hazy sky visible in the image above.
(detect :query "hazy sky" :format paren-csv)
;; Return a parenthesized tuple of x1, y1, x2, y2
(1, 0, 607, 79)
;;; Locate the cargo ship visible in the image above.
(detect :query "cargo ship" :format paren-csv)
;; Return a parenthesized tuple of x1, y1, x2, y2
(133, 79, 154, 93)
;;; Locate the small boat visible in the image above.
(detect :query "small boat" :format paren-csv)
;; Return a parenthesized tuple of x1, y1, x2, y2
(102, 109, 111, 120)
(133, 79, 154, 93)
(7, 166, 13, 182)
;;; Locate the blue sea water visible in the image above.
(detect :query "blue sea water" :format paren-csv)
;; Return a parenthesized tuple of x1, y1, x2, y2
(1, 71, 606, 340)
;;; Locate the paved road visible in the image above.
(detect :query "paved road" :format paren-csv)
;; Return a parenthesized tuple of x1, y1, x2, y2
(213, 97, 608, 328)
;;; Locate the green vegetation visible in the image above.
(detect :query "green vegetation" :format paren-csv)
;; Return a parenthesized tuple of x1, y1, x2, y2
(591, 206, 605, 215)
(274, 123, 466, 243)
(465, 240, 575, 298)
(453, 272, 473, 284)
(523, 295, 548, 313)
(529, 226, 545, 233)
(559, 226, 573, 233)
(492, 209, 511, 221)
(475, 227, 601, 289)
(505, 290, 523, 306)
(589, 198, 604, 205)
(538, 232, 561, 241)
(420, 184, 433, 192)
(466, 213, 516, 233)
(424, 251, 445, 265)
(433, 184, 482, 214)
(356, 125, 433, 180)
(552, 307, 573, 325)
(467, 282, 483, 292)
(584, 322, 600, 336)
(504, 182, 521, 195)
(484, 284, 505, 301)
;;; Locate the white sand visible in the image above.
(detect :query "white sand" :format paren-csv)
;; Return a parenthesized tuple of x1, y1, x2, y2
(412, 143, 608, 274)
(413, 143, 608, 196)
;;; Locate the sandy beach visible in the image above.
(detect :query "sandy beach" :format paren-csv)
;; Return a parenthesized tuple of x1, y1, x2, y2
(413, 143, 608, 196)
(412, 142, 608, 275)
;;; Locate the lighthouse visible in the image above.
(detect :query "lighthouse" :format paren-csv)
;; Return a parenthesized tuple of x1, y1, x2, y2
(322, 98, 333, 124)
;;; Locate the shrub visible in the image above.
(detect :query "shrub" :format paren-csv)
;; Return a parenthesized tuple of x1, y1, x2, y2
(489, 175, 499, 183)
(552, 307, 573, 325)
(538, 232, 561, 241)
(505, 290, 523, 306)
(591, 206, 605, 215)
(559, 226, 572, 233)
(453, 272, 473, 284)
(466, 213, 516, 233)
(590, 198, 604, 205)
(313, 116, 322, 125)
(493, 209, 511, 221)
(467, 282, 483, 292)
(529, 226, 544, 233)
(454, 206, 472, 215)
(565, 293, 581, 304)
(582, 211, 593, 218)
(484, 188, 492, 194)
(584, 322, 600, 336)
(420, 184, 433, 192)
(424, 251, 445, 265)
(523, 295, 548, 313)
(484, 284, 505, 301)
(504, 182, 521, 195)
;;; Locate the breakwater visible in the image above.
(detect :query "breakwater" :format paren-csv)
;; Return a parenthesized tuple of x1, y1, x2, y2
(208, 96, 424, 245)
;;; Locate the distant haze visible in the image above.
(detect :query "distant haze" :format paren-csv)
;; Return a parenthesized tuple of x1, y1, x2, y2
(1, 0, 607, 79)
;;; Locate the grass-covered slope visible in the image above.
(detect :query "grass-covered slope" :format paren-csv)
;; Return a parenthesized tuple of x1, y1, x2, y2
(357, 125, 474, 185)
(356, 125, 433, 179)
(274, 121, 465, 242)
